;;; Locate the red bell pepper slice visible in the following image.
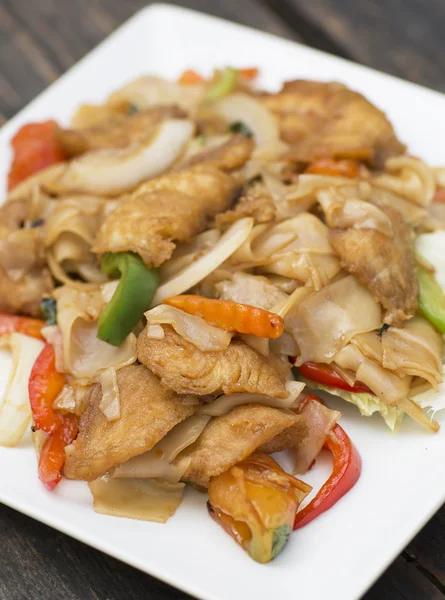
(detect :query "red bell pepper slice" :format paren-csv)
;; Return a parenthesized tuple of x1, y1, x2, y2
(294, 361, 373, 395)
(7, 120, 66, 191)
(29, 343, 65, 435)
(38, 413, 78, 491)
(293, 395, 362, 529)
(29, 343, 78, 490)
(0, 314, 45, 340)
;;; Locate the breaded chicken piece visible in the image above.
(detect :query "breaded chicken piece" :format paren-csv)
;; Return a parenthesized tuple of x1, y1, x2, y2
(177, 134, 254, 171)
(329, 206, 418, 324)
(92, 166, 235, 267)
(261, 80, 405, 167)
(137, 325, 290, 398)
(57, 106, 185, 156)
(174, 404, 300, 488)
(0, 197, 54, 316)
(64, 364, 198, 481)
(215, 179, 275, 229)
(259, 415, 308, 454)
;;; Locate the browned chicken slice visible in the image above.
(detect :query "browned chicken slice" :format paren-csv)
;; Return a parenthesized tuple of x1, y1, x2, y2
(92, 166, 235, 267)
(0, 197, 54, 316)
(261, 80, 405, 167)
(137, 325, 290, 398)
(178, 134, 254, 171)
(174, 404, 299, 488)
(57, 105, 185, 156)
(328, 206, 418, 324)
(215, 179, 275, 229)
(64, 364, 198, 481)
(259, 415, 308, 454)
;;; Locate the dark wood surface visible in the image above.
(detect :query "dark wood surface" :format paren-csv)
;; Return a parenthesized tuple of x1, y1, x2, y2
(1, 1, 444, 598)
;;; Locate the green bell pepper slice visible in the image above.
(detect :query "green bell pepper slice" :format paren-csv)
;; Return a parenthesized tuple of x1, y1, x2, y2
(205, 67, 238, 102)
(97, 252, 159, 347)
(417, 267, 445, 334)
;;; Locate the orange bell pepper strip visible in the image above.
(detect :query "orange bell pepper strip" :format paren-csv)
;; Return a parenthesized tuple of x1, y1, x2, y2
(0, 314, 45, 340)
(305, 158, 360, 178)
(29, 343, 65, 435)
(238, 67, 259, 80)
(177, 69, 205, 84)
(293, 395, 362, 529)
(38, 413, 78, 491)
(208, 453, 311, 563)
(163, 295, 284, 339)
(7, 120, 66, 191)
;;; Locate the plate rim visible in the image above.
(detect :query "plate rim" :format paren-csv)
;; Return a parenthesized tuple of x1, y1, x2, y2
(1, 4, 445, 600)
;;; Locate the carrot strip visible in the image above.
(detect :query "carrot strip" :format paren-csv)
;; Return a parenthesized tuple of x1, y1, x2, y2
(239, 67, 259, 80)
(178, 69, 205, 84)
(305, 158, 360, 178)
(163, 295, 284, 339)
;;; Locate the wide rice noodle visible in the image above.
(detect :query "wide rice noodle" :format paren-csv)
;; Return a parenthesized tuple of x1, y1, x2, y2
(199, 380, 305, 417)
(294, 399, 340, 475)
(289, 276, 381, 365)
(229, 213, 341, 290)
(372, 156, 436, 206)
(333, 344, 411, 405)
(151, 217, 254, 305)
(44, 196, 107, 284)
(89, 477, 185, 522)
(54, 285, 137, 381)
(112, 414, 211, 482)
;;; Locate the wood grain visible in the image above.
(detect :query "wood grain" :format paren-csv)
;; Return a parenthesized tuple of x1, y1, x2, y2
(1, 1, 445, 599)
(268, 0, 445, 91)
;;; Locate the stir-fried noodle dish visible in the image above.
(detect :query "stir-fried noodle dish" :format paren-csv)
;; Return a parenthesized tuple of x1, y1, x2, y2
(2, 67, 445, 563)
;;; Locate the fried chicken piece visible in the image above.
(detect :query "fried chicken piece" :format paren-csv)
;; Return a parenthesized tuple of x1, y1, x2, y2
(174, 404, 299, 488)
(57, 106, 185, 156)
(0, 197, 54, 316)
(261, 80, 405, 167)
(64, 364, 198, 481)
(92, 166, 235, 267)
(328, 206, 418, 324)
(137, 325, 290, 398)
(0, 266, 53, 316)
(259, 415, 308, 454)
(215, 179, 275, 229)
(178, 134, 254, 171)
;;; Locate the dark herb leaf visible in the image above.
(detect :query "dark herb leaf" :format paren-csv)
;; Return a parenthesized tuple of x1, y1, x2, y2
(41, 297, 57, 325)
(227, 121, 253, 138)
(377, 323, 390, 337)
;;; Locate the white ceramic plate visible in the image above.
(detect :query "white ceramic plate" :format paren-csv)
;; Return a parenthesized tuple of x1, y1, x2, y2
(1, 4, 445, 600)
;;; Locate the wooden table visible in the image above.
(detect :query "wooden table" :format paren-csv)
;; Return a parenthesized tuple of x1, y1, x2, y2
(1, 1, 445, 598)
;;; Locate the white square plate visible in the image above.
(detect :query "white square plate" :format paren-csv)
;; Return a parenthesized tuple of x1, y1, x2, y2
(1, 4, 445, 600)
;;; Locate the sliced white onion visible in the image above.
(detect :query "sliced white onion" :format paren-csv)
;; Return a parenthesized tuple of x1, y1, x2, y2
(151, 217, 254, 305)
(199, 380, 305, 417)
(0, 333, 45, 447)
(211, 93, 280, 146)
(97, 367, 120, 422)
(47, 120, 195, 196)
(144, 305, 232, 352)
